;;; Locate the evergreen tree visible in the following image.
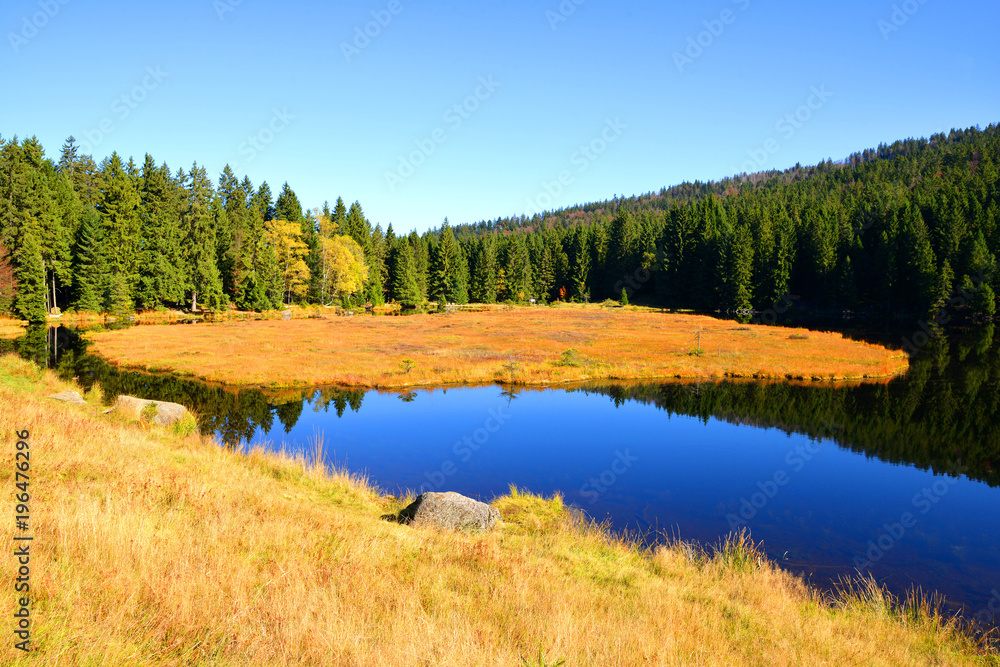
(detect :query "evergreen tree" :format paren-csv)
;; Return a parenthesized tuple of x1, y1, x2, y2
(469, 235, 498, 304)
(567, 225, 590, 301)
(181, 164, 225, 311)
(389, 238, 421, 307)
(137, 157, 185, 309)
(99, 152, 143, 312)
(429, 220, 467, 303)
(71, 206, 105, 312)
(275, 182, 303, 222)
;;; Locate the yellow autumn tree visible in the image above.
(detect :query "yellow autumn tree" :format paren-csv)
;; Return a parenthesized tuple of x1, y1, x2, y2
(313, 207, 368, 305)
(268, 219, 310, 304)
(321, 235, 368, 305)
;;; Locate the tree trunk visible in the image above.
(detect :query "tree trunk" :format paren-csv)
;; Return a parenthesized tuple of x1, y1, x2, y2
(191, 290, 198, 312)
(51, 272, 57, 313)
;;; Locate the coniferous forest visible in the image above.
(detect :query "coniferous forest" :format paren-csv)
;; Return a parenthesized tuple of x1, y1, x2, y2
(1, 124, 998, 323)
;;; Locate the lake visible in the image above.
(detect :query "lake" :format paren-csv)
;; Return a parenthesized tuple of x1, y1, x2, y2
(6, 321, 1000, 625)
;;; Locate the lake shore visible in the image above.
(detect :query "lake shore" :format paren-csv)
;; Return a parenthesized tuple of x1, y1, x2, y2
(84, 305, 909, 389)
(0, 353, 992, 665)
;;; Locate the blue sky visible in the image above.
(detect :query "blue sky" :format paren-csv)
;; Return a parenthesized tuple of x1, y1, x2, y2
(2, 0, 997, 233)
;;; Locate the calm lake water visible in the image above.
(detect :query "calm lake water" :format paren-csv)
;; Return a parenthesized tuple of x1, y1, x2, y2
(6, 322, 1000, 624)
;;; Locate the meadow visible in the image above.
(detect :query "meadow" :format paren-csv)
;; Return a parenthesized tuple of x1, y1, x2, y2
(0, 354, 994, 666)
(85, 305, 909, 388)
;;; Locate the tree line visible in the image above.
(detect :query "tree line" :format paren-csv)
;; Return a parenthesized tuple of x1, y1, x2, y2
(1, 123, 998, 322)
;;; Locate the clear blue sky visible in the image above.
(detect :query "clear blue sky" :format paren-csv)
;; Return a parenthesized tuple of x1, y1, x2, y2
(2, 0, 997, 233)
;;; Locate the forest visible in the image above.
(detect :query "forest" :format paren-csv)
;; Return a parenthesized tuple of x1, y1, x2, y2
(1, 124, 998, 322)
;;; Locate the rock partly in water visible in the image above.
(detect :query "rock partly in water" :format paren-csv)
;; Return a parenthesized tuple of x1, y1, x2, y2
(114, 396, 192, 426)
(48, 390, 87, 405)
(398, 491, 501, 532)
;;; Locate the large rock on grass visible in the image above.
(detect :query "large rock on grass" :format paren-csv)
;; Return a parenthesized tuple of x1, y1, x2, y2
(398, 491, 501, 532)
(115, 395, 192, 427)
(48, 391, 86, 404)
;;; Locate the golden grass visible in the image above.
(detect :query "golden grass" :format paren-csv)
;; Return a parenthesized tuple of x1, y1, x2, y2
(0, 355, 993, 665)
(85, 305, 909, 388)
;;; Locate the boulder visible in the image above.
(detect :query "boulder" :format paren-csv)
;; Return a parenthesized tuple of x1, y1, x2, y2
(398, 491, 501, 532)
(114, 395, 192, 426)
(48, 390, 86, 405)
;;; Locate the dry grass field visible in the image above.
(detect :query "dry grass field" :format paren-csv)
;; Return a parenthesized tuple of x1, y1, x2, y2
(85, 306, 909, 388)
(0, 355, 993, 666)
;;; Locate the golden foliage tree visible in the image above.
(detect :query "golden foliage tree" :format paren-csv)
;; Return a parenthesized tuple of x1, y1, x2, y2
(268, 219, 310, 304)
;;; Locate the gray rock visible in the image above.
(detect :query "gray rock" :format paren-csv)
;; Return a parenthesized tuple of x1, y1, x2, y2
(114, 395, 192, 426)
(282, 309, 292, 320)
(398, 491, 501, 532)
(48, 390, 86, 405)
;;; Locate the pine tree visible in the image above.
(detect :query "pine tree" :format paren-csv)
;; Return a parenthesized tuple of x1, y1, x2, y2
(503, 234, 532, 302)
(253, 182, 275, 222)
(71, 206, 105, 312)
(137, 157, 185, 309)
(389, 238, 421, 307)
(567, 225, 590, 301)
(469, 235, 498, 304)
(429, 220, 467, 303)
(99, 153, 143, 312)
(181, 164, 225, 311)
(275, 182, 303, 222)
(722, 224, 754, 311)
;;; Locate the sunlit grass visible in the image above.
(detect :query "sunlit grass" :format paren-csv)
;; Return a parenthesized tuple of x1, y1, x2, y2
(0, 355, 992, 666)
(85, 305, 909, 388)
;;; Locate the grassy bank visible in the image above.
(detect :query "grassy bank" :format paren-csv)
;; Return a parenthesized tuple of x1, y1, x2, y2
(1, 355, 993, 665)
(85, 305, 908, 388)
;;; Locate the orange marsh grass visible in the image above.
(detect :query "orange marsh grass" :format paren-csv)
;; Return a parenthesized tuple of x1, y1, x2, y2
(85, 305, 909, 389)
(1, 355, 994, 666)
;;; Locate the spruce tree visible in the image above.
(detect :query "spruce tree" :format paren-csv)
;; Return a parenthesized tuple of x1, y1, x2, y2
(181, 164, 225, 311)
(71, 206, 105, 313)
(389, 238, 421, 307)
(99, 153, 143, 312)
(567, 225, 590, 301)
(470, 236, 498, 304)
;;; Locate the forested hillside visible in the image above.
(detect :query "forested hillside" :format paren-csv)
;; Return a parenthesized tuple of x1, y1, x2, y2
(1, 124, 997, 322)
